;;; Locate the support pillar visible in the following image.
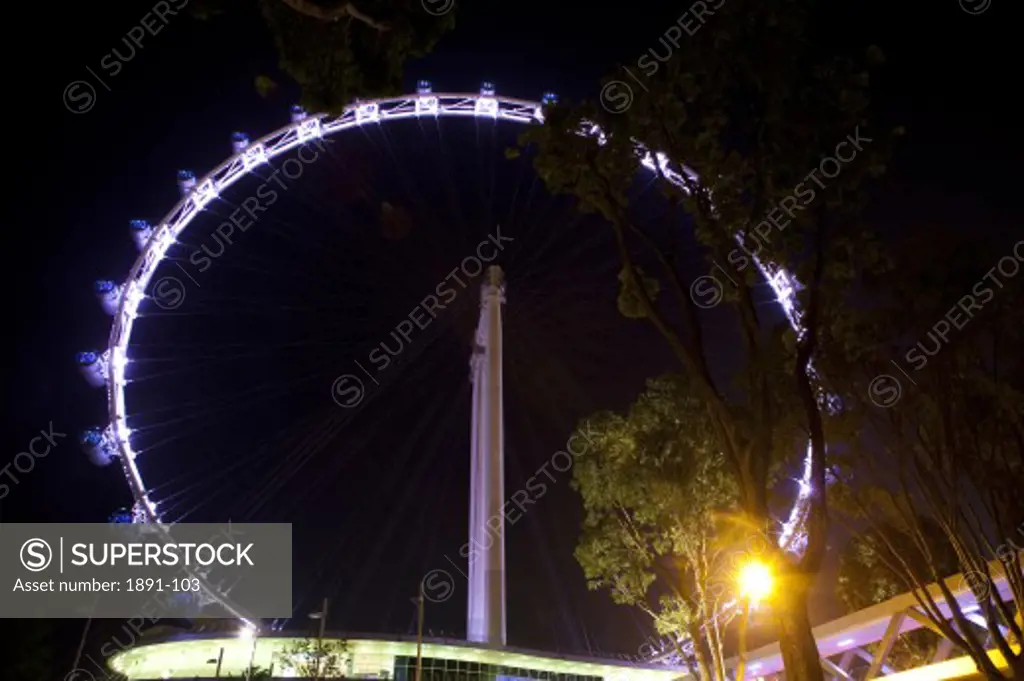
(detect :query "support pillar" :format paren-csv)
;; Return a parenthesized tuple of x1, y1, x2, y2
(467, 266, 506, 645)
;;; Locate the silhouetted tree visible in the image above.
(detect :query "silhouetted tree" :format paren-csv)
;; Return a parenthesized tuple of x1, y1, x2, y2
(190, 0, 455, 112)
(826, 225, 1024, 680)
(836, 519, 961, 670)
(1, 619, 58, 681)
(518, 0, 896, 678)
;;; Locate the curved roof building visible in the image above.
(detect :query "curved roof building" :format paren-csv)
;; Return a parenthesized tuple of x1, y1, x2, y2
(108, 631, 691, 681)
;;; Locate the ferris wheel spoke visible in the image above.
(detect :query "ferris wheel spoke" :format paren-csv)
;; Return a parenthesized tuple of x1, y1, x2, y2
(275, 380, 449, 522)
(146, 449, 266, 510)
(321, 378, 470, 619)
(497, 151, 543, 260)
(201, 406, 351, 522)
(129, 367, 344, 432)
(515, 203, 593, 276)
(235, 335, 464, 522)
(374, 119, 493, 274)
(373, 123, 442, 221)
(238, 412, 352, 521)
(424, 118, 476, 249)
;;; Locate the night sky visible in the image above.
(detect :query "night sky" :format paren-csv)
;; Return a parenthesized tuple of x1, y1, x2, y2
(2, 0, 1019, 672)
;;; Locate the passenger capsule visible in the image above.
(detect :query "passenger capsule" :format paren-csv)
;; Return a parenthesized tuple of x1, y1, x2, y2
(231, 132, 249, 154)
(177, 170, 196, 196)
(81, 427, 118, 466)
(76, 350, 108, 387)
(94, 280, 123, 316)
(130, 220, 153, 251)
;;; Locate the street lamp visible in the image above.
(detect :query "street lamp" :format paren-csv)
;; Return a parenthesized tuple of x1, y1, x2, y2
(736, 560, 774, 681)
(309, 599, 329, 681)
(239, 623, 259, 680)
(415, 582, 425, 681)
(738, 560, 773, 605)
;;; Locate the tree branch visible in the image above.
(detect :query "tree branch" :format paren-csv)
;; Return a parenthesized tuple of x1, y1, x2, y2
(281, 0, 391, 30)
(794, 205, 828, 574)
(592, 169, 746, 491)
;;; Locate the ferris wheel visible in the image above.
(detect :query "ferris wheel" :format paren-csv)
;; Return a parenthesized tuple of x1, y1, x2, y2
(75, 80, 816, 637)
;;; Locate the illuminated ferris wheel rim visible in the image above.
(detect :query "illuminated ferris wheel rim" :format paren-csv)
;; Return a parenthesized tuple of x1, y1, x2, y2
(84, 83, 809, 630)
(99, 87, 696, 522)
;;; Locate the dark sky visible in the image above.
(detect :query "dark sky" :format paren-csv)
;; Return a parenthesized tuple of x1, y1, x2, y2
(2, 0, 1019, 672)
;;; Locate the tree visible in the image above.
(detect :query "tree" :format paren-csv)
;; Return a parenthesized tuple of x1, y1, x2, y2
(190, 0, 456, 112)
(276, 637, 350, 679)
(836, 519, 961, 671)
(0, 619, 57, 681)
(573, 374, 770, 681)
(824, 224, 1024, 679)
(227, 665, 274, 679)
(518, 0, 894, 678)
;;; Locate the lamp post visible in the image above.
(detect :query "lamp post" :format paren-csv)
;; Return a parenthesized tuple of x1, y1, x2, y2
(735, 560, 773, 681)
(415, 582, 425, 681)
(212, 647, 225, 678)
(309, 598, 329, 681)
(239, 623, 259, 680)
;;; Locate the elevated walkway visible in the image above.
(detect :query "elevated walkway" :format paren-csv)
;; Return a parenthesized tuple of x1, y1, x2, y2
(731, 556, 1021, 680)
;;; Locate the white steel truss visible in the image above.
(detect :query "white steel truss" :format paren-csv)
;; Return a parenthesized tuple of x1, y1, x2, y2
(731, 557, 1022, 681)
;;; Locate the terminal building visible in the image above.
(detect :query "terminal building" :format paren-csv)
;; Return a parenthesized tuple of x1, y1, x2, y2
(109, 631, 688, 681)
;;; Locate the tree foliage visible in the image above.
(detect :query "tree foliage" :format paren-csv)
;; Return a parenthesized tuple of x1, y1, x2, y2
(825, 225, 1024, 679)
(227, 664, 274, 679)
(519, 0, 896, 678)
(191, 0, 455, 112)
(837, 519, 961, 671)
(573, 374, 758, 681)
(0, 619, 56, 681)
(275, 637, 350, 679)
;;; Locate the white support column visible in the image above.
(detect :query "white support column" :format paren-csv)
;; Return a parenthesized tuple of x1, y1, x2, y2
(932, 638, 954, 663)
(865, 610, 907, 680)
(853, 648, 896, 677)
(467, 266, 506, 645)
(821, 658, 853, 681)
(837, 650, 855, 672)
